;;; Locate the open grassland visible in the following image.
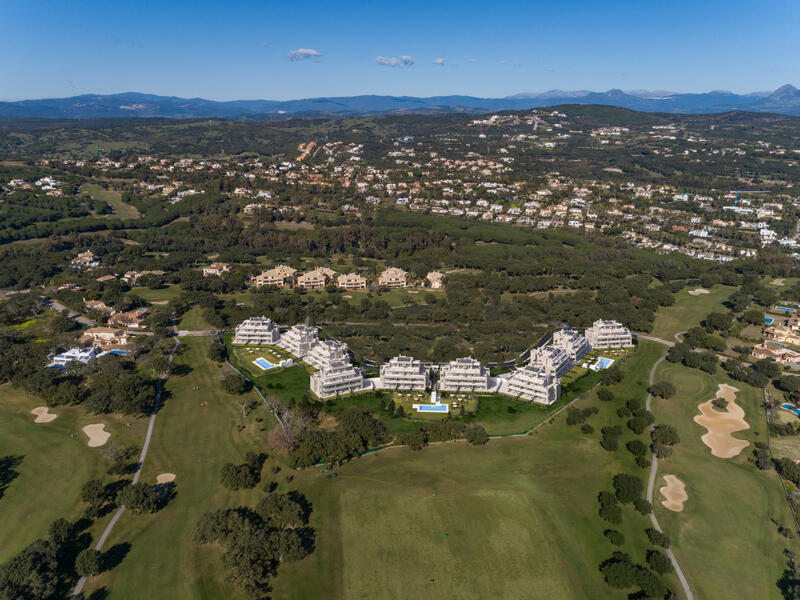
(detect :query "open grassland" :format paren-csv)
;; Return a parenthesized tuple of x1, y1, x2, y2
(652, 360, 798, 599)
(271, 341, 680, 599)
(87, 337, 269, 599)
(130, 284, 183, 304)
(81, 183, 140, 220)
(178, 306, 212, 330)
(0, 384, 148, 563)
(650, 285, 733, 340)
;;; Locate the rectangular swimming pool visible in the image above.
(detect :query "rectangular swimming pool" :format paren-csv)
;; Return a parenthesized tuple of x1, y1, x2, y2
(253, 357, 276, 370)
(765, 317, 774, 324)
(775, 306, 797, 312)
(416, 404, 449, 413)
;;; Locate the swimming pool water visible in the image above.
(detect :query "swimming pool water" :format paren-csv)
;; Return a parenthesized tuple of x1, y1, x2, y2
(782, 403, 800, 417)
(253, 357, 276, 370)
(765, 317, 774, 324)
(775, 306, 796, 312)
(416, 404, 449, 413)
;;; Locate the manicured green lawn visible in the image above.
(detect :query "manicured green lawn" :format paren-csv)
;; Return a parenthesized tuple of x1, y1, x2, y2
(650, 285, 734, 340)
(81, 183, 141, 220)
(130, 284, 183, 304)
(0, 384, 148, 563)
(652, 360, 799, 599)
(177, 306, 212, 330)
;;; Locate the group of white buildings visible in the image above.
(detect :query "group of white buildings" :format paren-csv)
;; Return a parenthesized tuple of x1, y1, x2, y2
(246, 264, 446, 291)
(231, 316, 633, 405)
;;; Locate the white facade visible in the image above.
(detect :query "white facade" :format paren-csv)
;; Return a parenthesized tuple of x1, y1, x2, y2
(584, 320, 633, 348)
(278, 324, 319, 358)
(232, 317, 281, 345)
(50, 346, 105, 367)
(310, 360, 364, 398)
(305, 339, 350, 371)
(379, 355, 430, 390)
(437, 357, 489, 392)
(551, 328, 592, 362)
(506, 365, 561, 405)
(528, 345, 574, 379)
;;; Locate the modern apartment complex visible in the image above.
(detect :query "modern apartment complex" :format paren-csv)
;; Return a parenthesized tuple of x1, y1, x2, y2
(506, 365, 561, 405)
(297, 267, 337, 289)
(232, 316, 281, 345)
(277, 324, 319, 358)
(305, 339, 351, 371)
(249, 265, 297, 288)
(584, 319, 633, 348)
(377, 267, 408, 288)
(337, 272, 367, 290)
(379, 355, 430, 390)
(551, 328, 592, 362)
(437, 357, 489, 392)
(310, 359, 364, 398)
(528, 345, 574, 379)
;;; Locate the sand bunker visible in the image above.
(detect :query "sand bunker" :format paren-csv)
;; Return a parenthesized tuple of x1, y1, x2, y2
(688, 288, 710, 296)
(772, 278, 786, 286)
(693, 384, 750, 458)
(156, 473, 176, 484)
(82, 423, 111, 447)
(659, 475, 688, 512)
(31, 406, 57, 423)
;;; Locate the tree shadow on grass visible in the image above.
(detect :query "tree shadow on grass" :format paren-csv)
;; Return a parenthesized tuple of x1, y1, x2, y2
(101, 542, 131, 572)
(0, 455, 23, 500)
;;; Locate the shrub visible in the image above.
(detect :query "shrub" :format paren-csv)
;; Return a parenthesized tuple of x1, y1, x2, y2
(597, 388, 614, 402)
(75, 548, 102, 576)
(645, 527, 670, 548)
(465, 425, 489, 446)
(646, 549, 673, 574)
(581, 423, 594, 434)
(604, 529, 625, 546)
(649, 381, 676, 399)
(633, 497, 652, 514)
(613, 473, 644, 504)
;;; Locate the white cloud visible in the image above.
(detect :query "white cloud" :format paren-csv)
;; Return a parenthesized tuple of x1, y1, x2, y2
(376, 55, 415, 68)
(468, 58, 478, 63)
(286, 48, 323, 61)
(433, 58, 446, 66)
(261, 42, 270, 48)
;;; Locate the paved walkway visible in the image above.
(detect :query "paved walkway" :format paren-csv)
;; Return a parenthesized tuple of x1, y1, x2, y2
(645, 353, 694, 600)
(72, 324, 179, 596)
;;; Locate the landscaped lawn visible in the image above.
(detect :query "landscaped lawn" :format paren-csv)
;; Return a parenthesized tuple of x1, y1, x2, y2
(130, 284, 183, 304)
(178, 306, 212, 331)
(652, 360, 799, 599)
(81, 183, 141, 220)
(650, 285, 734, 340)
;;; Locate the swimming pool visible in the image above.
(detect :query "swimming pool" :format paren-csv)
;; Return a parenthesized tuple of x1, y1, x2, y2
(767, 340, 786, 347)
(765, 317, 774, 325)
(416, 404, 449, 413)
(782, 403, 800, 418)
(253, 357, 276, 370)
(775, 306, 797, 312)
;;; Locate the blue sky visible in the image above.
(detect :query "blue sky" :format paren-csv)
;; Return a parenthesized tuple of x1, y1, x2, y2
(2, 0, 798, 101)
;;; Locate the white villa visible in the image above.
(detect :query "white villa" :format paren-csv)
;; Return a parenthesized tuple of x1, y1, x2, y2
(203, 262, 231, 277)
(584, 320, 633, 348)
(278, 324, 319, 358)
(437, 357, 489, 392)
(528, 345, 574, 379)
(49, 346, 106, 368)
(232, 317, 281, 345)
(310, 360, 365, 398)
(305, 339, 351, 371)
(377, 267, 408, 288)
(337, 272, 367, 290)
(506, 365, 561, 405)
(551, 328, 592, 362)
(297, 267, 337, 289)
(379, 355, 430, 390)
(426, 271, 445, 289)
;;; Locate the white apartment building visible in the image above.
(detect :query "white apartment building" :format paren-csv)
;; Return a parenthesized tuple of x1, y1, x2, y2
(551, 328, 592, 362)
(426, 271, 445, 289)
(310, 360, 364, 398)
(378, 267, 408, 288)
(305, 339, 350, 371)
(506, 365, 561, 405)
(584, 320, 633, 348)
(297, 267, 337, 289)
(232, 317, 281, 345)
(278, 324, 319, 358)
(528, 346, 574, 379)
(437, 357, 489, 392)
(379, 355, 430, 390)
(203, 262, 231, 277)
(337, 272, 367, 290)
(250, 265, 297, 288)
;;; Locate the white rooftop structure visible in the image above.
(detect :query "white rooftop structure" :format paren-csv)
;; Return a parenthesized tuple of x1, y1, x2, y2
(278, 324, 319, 358)
(379, 355, 430, 390)
(437, 357, 489, 392)
(528, 345, 574, 379)
(310, 360, 364, 398)
(506, 365, 560, 405)
(584, 320, 633, 348)
(551, 328, 592, 362)
(232, 316, 281, 345)
(49, 346, 106, 368)
(305, 339, 351, 371)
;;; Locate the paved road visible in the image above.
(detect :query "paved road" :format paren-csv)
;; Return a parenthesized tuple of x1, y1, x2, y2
(645, 353, 694, 600)
(44, 298, 95, 327)
(635, 333, 675, 347)
(72, 324, 179, 597)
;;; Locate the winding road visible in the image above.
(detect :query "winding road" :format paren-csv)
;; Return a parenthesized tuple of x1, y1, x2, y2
(645, 352, 694, 600)
(72, 323, 180, 596)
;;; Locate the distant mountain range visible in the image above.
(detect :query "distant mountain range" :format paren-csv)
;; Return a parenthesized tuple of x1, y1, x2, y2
(2, 85, 800, 120)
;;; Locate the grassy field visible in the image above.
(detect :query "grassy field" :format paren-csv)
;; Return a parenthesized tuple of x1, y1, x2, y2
(81, 183, 141, 220)
(270, 340, 676, 599)
(652, 360, 799, 599)
(178, 306, 212, 330)
(130, 284, 183, 304)
(0, 384, 148, 564)
(650, 285, 734, 340)
(87, 337, 270, 598)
